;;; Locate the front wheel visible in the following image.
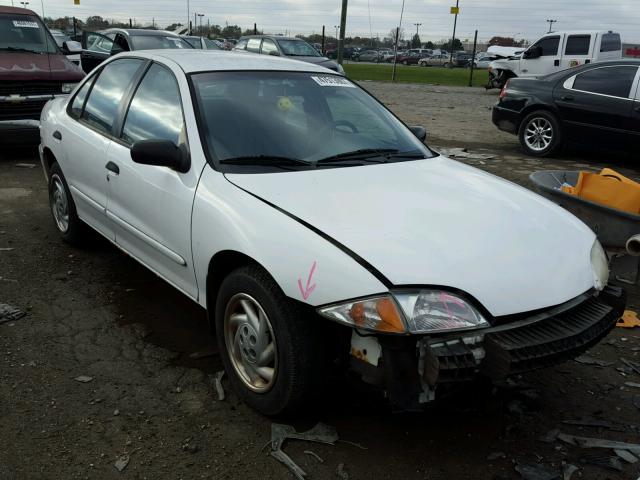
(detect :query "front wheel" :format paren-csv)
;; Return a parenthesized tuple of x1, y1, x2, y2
(214, 265, 322, 416)
(518, 110, 563, 157)
(48, 162, 86, 245)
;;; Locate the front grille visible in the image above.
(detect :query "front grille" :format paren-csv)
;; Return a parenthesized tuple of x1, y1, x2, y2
(0, 99, 49, 120)
(0, 81, 62, 96)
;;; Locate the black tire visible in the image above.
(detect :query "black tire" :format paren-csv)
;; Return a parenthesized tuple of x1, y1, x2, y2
(518, 110, 563, 157)
(214, 264, 321, 416)
(48, 162, 86, 245)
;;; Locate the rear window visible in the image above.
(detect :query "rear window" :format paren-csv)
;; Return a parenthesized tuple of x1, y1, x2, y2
(572, 66, 637, 98)
(600, 33, 621, 53)
(565, 35, 590, 55)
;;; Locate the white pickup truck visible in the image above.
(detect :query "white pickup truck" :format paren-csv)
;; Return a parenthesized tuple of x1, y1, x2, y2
(487, 30, 622, 89)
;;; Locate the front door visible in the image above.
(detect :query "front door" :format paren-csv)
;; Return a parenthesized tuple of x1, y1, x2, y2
(520, 35, 561, 79)
(81, 31, 114, 73)
(105, 63, 199, 299)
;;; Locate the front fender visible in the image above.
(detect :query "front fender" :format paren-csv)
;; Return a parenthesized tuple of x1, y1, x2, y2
(191, 168, 388, 309)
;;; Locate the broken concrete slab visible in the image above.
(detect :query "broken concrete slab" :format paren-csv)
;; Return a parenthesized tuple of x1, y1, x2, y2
(580, 454, 623, 472)
(114, 454, 130, 472)
(614, 448, 639, 464)
(73, 375, 94, 383)
(574, 355, 613, 367)
(557, 432, 640, 456)
(0, 303, 26, 324)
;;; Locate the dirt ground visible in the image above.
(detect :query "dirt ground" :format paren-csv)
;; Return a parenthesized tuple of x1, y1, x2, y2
(1, 83, 639, 480)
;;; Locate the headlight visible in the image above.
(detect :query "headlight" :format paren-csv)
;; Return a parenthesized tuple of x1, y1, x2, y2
(61, 83, 79, 94)
(318, 290, 489, 334)
(590, 240, 609, 291)
(336, 63, 345, 75)
(394, 291, 488, 334)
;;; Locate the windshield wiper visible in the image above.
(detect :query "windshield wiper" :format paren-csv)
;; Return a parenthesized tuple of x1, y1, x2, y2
(219, 155, 312, 167)
(316, 149, 401, 164)
(0, 47, 44, 54)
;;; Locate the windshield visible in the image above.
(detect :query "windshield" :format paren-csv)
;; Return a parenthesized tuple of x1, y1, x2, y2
(191, 71, 433, 170)
(0, 14, 59, 54)
(277, 39, 320, 57)
(130, 35, 193, 50)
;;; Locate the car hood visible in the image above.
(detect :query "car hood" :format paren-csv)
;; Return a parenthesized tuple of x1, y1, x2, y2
(226, 157, 597, 317)
(0, 52, 84, 81)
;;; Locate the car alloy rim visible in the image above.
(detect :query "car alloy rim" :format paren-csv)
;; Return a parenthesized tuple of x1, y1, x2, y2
(525, 117, 553, 152)
(224, 293, 277, 393)
(51, 175, 69, 233)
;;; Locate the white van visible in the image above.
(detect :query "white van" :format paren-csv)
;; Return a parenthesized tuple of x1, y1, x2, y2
(488, 31, 622, 88)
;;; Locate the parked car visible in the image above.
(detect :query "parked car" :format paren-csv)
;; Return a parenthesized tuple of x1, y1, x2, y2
(182, 35, 222, 50)
(419, 53, 450, 67)
(488, 30, 622, 89)
(234, 35, 344, 74)
(49, 28, 81, 66)
(357, 49, 383, 62)
(493, 60, 640, 156)
(39, 49, 624, 415)
(473, 55, 493, 69)
(452, 52, 472, 67)
(326, 46, 359, 60)
(0, 5, 84, 142)
(396, 51, 421, 65)
(80, 29, 193, 73)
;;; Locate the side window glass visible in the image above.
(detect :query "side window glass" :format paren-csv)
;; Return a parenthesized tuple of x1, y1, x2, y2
(235, 38, 248, 50)
(534, 36, 559, 56)
(573, 66, 637, 98)
(82, 58, 143, 135)
(69, 77, 94, 118)
(247, 38, 261, 53)
(122, 64, 184, 145)
(113, 34, 130, 53)
(261, 39, 278, 55)
(600, 33, 621, 53)
(565, 35, 590, 55)
(86, 32, 113, 53)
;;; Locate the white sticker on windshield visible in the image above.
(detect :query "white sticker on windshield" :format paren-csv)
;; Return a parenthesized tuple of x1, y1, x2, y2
(13, 20, 39, 28)
(311, 76, 355, 88)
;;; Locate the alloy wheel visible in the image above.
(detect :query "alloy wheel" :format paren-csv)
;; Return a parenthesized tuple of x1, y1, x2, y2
(524, 117, 554, 152)
(51, 174, 69, 233)
(224, 293, 278, 393)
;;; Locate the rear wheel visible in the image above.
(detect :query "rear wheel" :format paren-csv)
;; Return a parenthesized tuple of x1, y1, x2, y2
(518, 110, 563, 157)
(214, 265, 322, 416)
(48, 162, 86, 245)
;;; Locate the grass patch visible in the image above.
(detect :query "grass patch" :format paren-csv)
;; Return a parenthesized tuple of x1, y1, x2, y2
(343, 63, 488, 87)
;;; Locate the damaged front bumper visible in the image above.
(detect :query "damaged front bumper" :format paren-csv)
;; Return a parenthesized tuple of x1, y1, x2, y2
(350, 286, 626, 410)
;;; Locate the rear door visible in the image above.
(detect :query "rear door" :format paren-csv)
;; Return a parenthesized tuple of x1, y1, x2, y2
(554, 64, 638, 147)
(560, 34, 592, 70)
(520, 35, 561, 79)
(81, 31, 115, 73)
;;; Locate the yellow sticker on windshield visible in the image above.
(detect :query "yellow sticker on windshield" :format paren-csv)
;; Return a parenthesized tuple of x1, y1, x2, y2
(277, 96, 293, 112)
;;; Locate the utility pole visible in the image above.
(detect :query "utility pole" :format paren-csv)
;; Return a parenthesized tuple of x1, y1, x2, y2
(413, 22, 422, 37)
(468, 29, 478, 87)
(334, 25, 339, 40)
(187, 0, 190, 34)
(129, 18, 132, 28)
(336, 0, 348, 65)
(321, 25, 325, 55)
(152, 18, 155, 29)
(448, 0, 460, 65)
(546, 19, 557, 33)
(207, 19, 210, 37)
(391, 0, 406, 82)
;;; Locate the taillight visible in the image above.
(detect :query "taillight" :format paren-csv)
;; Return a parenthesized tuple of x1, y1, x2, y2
(499, 80, 509, 100)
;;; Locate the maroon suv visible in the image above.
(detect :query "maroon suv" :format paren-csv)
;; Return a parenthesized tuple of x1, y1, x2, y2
(0, 6, 84, 141)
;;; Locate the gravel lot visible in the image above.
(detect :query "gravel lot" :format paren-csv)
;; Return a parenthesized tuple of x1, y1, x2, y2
(1, 83, 639, 480)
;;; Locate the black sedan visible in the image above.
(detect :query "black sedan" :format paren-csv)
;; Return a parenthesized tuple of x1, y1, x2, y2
(492, 60, 640, 157)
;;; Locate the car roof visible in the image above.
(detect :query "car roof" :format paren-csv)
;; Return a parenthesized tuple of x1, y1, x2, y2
(102, 28, 180, 37)
(0, 6, 35, 15)
(240, 35, 302, 41)
(119, 50, 337, 74)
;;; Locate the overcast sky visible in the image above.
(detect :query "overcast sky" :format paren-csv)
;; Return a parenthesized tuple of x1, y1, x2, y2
(5, 0, 640, 43)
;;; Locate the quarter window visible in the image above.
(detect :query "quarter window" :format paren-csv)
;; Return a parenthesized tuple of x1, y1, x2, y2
(247, 38, 261, 53)
(69, 78, 93, 118)
(572, 66, 637, 98)
(533, 36, 560, 56)
(261, 38, 278, 55)
(81, 58, 143, 135)
(235, 38, 248, 50)
(121, 64, 184, 145)
(565, 35, 590, 55)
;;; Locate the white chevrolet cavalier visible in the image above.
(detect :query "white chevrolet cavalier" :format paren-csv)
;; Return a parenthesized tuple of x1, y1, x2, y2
(39, 50, 625, 415)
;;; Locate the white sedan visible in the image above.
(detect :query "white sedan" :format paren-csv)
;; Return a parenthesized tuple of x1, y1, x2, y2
(39, 50, 624, 415)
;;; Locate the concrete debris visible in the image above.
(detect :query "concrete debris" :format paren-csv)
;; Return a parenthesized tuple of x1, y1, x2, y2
(574, 355, 613, 367)
(620, 358, 640, 376)
(74, 375, 94, 383)
(625, 382, 640, 389)
(0, 247, 14, 251)
(336, 463, 349, 480)
(515, 463, 560, 480)
(580, 454, 623, 471)
(114, 454, 130, 472)
(213, 370, 225, 401)
(0, 303, 26, 324)
(557, 432, 640, 456)
(561, 462, 578, 480)
(614, 448, 639, 463)
(338, 440, 368, 450)
(303, 450, 323, 463)
(270, 423, 339, 479)
(487, 452, 507, 461)
(14, 163, 36, 168)
(439, 147, 495, 160)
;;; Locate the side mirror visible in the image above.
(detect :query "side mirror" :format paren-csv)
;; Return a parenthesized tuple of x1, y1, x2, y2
(131, 140, 190, 173)
(523, 46, 541, 59)
(62, 40, 82, 55)
(410, 126, 427, 142)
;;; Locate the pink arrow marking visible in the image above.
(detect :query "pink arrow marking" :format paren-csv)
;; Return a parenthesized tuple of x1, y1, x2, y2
(298, 261, 317, 300)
